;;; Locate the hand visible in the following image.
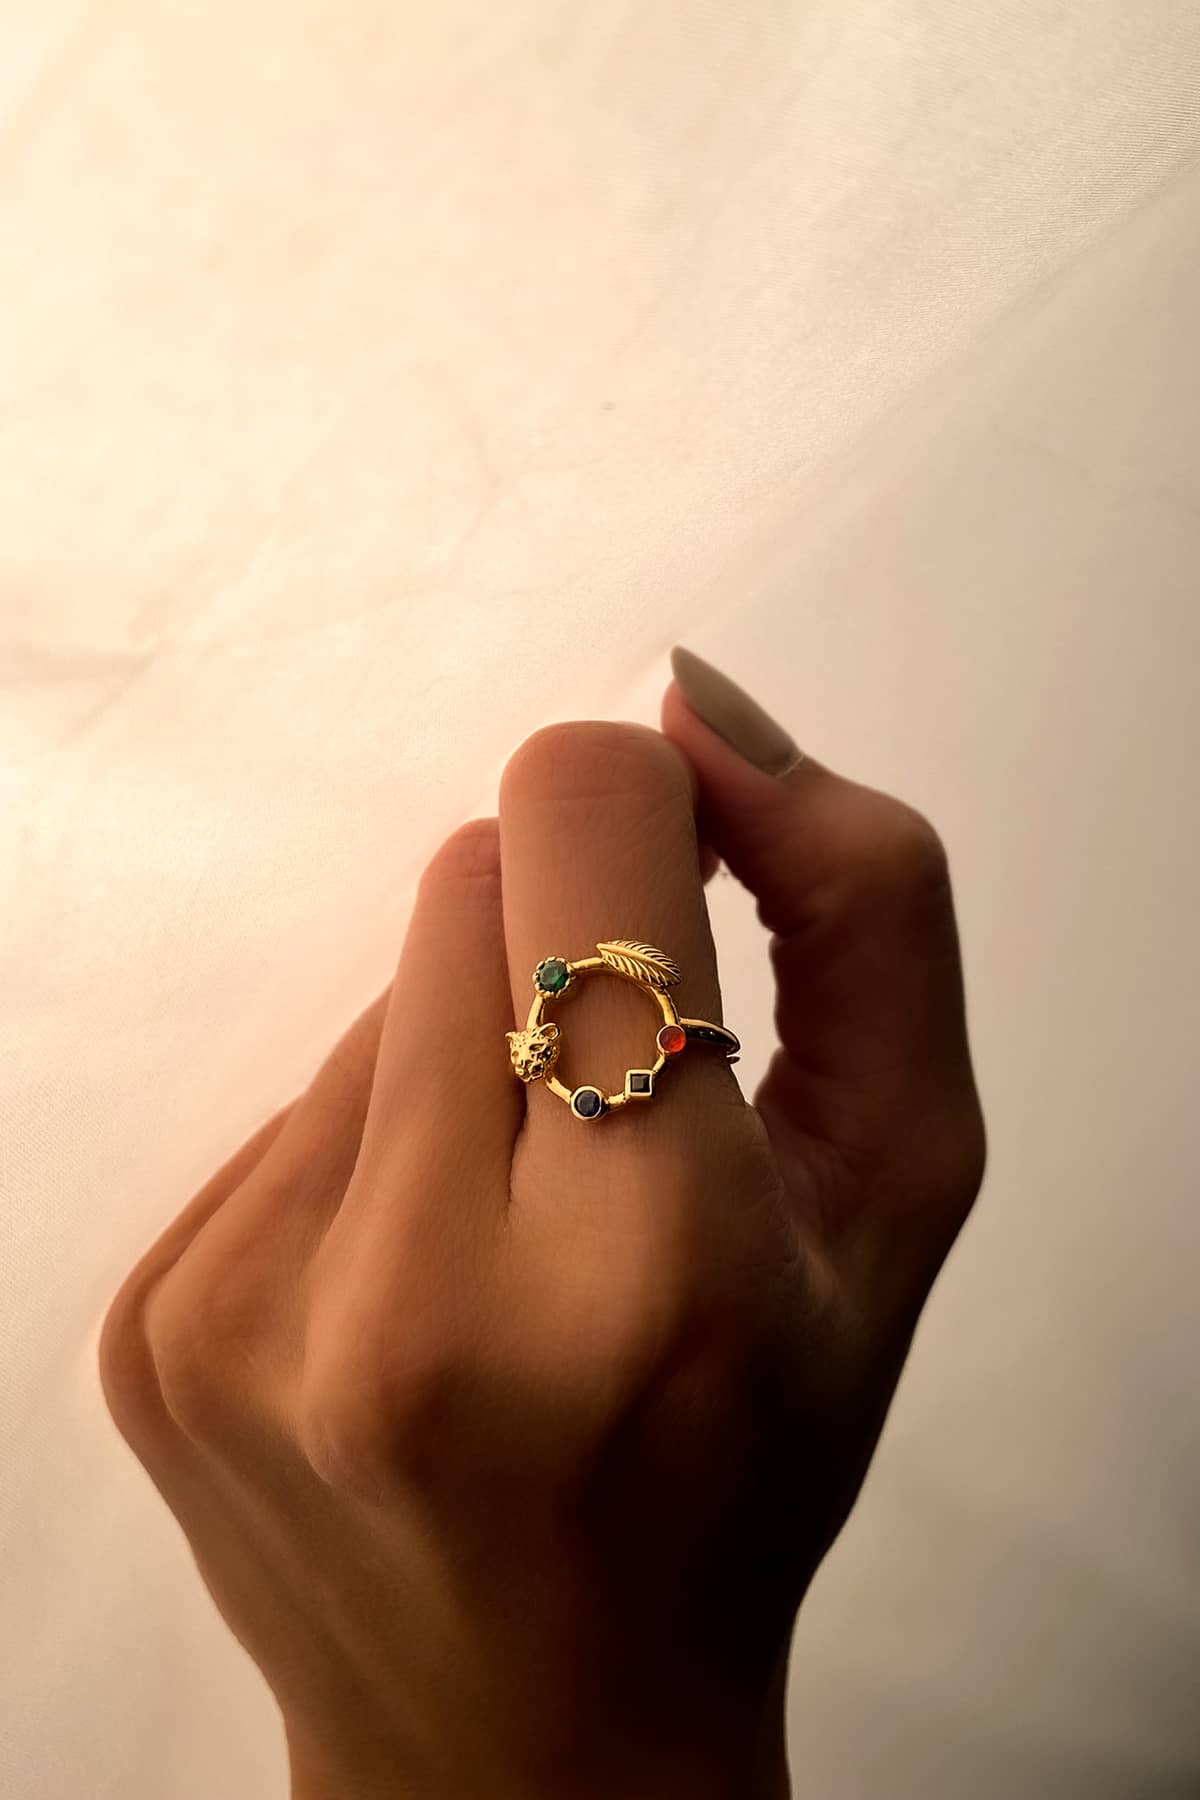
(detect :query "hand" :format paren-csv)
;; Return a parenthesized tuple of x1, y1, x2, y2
(98, 685, 985, 1800)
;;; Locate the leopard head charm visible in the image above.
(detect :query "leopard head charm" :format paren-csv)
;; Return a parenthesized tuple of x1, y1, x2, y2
(505, 1021, 562, 1084)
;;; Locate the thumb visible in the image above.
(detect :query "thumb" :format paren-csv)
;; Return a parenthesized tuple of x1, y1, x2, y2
(661, 647, 985, 1297)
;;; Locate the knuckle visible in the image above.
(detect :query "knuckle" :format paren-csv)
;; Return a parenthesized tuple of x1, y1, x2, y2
(566, 1246, 761, 1487)
(98, 1275, 167, 1437)
(877, 802, 949, 884)
(299, 1335, 459, 1499)
(948, 1091, 989, 1212)
(919, 1110, 987, 1225)
(141, 1276, 218, 1438)
(141, 1256, 262, 1443)
(882, 1095, 989, 1308)
(422, 816, 501, 887)
(501, 719, 692, 810)
(581, 1183, 750, 1387)
(847, 798, 951, 907)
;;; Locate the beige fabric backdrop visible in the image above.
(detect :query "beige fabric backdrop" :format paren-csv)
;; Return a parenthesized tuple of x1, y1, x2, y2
(2, 4, 1198, 1795)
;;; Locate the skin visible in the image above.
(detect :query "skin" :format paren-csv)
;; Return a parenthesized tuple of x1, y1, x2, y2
(97, 680, 987, 1800)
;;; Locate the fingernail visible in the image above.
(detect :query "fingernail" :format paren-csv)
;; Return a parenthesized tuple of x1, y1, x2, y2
(669, 645, 805, 778)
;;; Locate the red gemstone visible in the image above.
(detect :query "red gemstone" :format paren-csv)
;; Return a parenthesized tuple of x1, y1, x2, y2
(657, 1024, 687, 1056)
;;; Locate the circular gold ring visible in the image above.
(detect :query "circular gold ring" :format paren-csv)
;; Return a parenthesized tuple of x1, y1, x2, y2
(504, 939, 740, 1122)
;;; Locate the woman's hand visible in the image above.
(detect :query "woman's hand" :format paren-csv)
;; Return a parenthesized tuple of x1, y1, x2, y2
(98, 675, 986, 1800)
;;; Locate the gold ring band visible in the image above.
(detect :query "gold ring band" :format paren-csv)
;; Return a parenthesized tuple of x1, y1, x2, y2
(505, 939, 740, 1122)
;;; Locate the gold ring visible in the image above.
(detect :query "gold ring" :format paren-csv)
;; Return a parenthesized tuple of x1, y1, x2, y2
(505, 939, 740, 1122)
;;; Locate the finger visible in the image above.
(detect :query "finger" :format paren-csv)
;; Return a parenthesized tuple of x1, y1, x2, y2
(132, 823, 516, 1458)
(249, 982, 392, 1237)
(100, 1100, 296, 1354)
(660, 664, 985, 1295)
(191, 983, 394, 1255)
(99, 984, 393, 1396)
(298, 821, 521, 1455)
(356, 816, 522, 1188)
(498, 720, 740, 1165)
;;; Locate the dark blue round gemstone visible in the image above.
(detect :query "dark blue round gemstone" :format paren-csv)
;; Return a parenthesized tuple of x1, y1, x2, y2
(572, 1087, 603, 1118)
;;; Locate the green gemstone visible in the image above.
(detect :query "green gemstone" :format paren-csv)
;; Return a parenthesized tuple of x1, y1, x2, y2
(536, 958, 570, 993)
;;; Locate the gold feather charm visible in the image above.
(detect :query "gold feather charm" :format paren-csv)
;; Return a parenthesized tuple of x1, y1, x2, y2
(595, 939, 683, 991)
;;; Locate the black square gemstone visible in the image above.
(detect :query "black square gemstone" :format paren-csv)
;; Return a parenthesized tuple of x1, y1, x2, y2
(628, 1071, 653, 1094)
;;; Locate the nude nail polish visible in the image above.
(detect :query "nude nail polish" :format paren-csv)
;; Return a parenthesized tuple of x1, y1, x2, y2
(669, 645, 805, 778)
